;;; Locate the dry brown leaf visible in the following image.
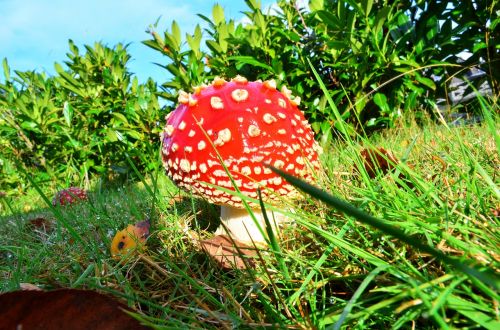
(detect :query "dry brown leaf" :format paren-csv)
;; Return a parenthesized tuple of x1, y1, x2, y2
(0, 289, 149, 329)
(27, 216, 53, 232)
(200, 235, 257, 270)
(359, 147, 399, 178)
(431, 154, 449, 172)
(168, 195, 186, 206)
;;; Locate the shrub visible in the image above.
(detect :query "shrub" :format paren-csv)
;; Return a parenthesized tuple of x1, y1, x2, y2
(143, 0, 498, 137)
(0, 41, 161, 195)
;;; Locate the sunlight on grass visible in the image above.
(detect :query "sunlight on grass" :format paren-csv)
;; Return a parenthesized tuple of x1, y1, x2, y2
(1, 108, 499, 328)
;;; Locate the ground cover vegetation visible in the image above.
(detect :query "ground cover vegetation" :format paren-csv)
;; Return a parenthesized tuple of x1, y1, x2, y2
(0, 0, 499, 328)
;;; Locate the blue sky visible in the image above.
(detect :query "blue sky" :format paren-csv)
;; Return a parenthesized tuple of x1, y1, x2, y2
(0, 0, 274, 84)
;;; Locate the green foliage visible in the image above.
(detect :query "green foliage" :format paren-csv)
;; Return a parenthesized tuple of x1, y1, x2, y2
(437, 0, 500, 95)
(143, 0, 499, 137)
(0, 41, 161, 195)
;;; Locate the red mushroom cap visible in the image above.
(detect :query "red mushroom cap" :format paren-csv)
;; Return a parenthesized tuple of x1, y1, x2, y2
(161, 76, 322, 207)
(52, 187, 88, 206)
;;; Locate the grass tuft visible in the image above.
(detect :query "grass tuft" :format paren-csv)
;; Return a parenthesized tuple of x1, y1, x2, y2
(1, 107, 499, 328)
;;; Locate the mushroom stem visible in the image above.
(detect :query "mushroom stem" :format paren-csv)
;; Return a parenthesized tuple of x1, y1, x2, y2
(215, 206, 283, 246)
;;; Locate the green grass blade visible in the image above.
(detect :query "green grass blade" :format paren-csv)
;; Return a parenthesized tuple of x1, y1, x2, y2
(257, 188, 291, 282)
(447, 295, 500, 330)
(267, 164, 500, 291)
(307, 58, 352, 140)
(72, 264, 95, 287)
(296, 219, 389, 268)
(287, 243, 335, 305)
(16, 162, 84, 245)
(466, 79, 499, 156)
(321, 274, 454, 326)
(331, 265, 389, 330)
(124, 152, 157, 200)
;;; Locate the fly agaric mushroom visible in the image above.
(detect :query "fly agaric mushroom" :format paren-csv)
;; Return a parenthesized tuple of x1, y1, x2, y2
(161, 76, 321, 245)
(52, 187, 88, 206)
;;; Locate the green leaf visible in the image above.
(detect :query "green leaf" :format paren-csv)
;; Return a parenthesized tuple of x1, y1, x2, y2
(212, 4, 225, 25)
(415, 39, 425, 55)
(473, 42, 487, 53)
(217, 23, 229, 53)
(327, 40, 349, 49)
(124, 129, 142, 140)
(62, 101, 73, 126)
(309, 0, 324, 11)
(65, 134, 82, 148)
(254, 11, 266, 32)
(227, 56, 274, 71)
(111, 112, 129, 126)
(2, 58, 10, 82)
(425, 15, 438, 40)
(206, 40, 223, 54)
(186, 25, 202, 58)
(490, 17, 500, 30)
(106, 129, 125, 142)
(171, 20, 181, 49)
(68, 39, 79, 55)
(245, 0, 260, 11)
(414, 74, 436, 90)
(20, 121, 39, 132)
(373, 92, 390, 113)
(404, 91, 418, 111)
(361, 0, 373, 16)
(193, 24, 202, 43)
(374, 7, 391, 35)
(54, 63, 86, 97)
(345, 0, 362, 15)
(317, 10, 341, 29)
(137, 97, 148, 111)
(142, 39, 164, 54)
(53, 62, 66, 75)
(441, 19, 452, 37)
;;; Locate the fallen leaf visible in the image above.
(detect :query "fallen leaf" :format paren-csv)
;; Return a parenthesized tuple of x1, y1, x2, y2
(359, 147, 399, 178)
(200, 235, 257, 270)
(111, 219, 150, 260)
(27, 216, 53, 232)
(0, 289, 149, 329)
(431, 154, 448, 171)
(168, 195, 186, 206)
(19, 283, 42, 291)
